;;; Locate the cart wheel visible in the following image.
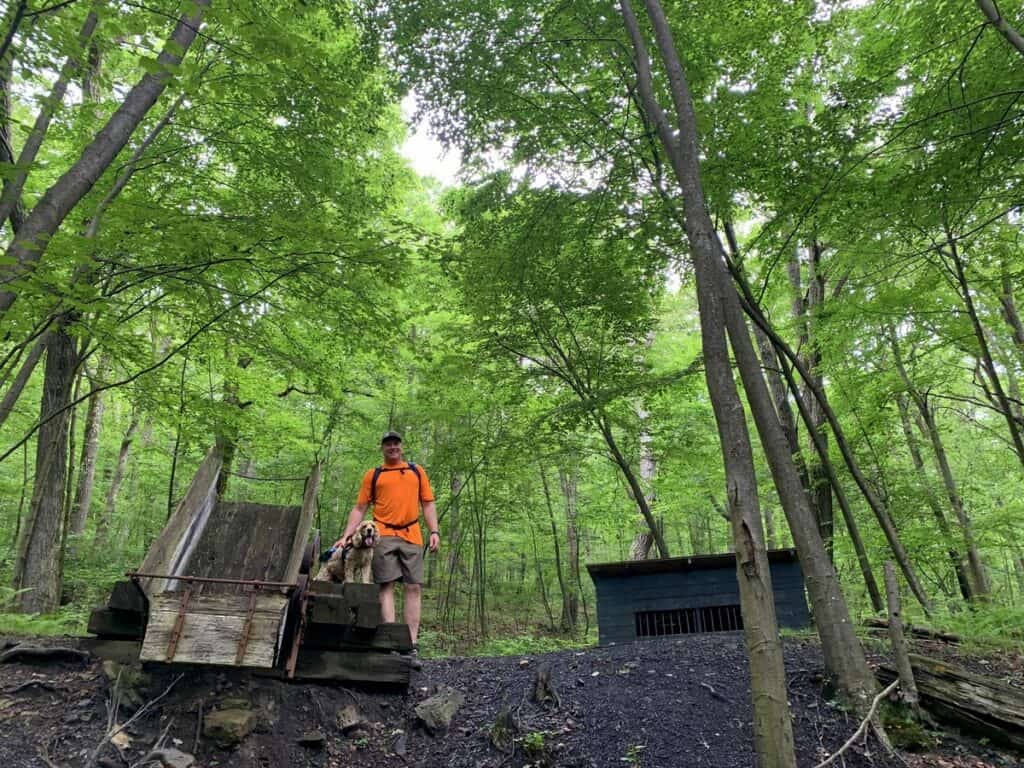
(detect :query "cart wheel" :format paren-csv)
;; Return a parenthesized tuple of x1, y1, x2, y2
(299, 531, 321, 576)
(279, 574, 308, 671)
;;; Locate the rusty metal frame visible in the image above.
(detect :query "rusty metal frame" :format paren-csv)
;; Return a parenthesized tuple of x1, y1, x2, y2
(127, 572, 296, 591)
(165, 583, 194, 661)
(235, 586, 261, 665)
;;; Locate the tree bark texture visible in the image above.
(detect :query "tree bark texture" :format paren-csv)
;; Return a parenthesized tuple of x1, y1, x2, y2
(0, 332, 46, 429)
(1, 50, 27, 233)
(630, 402, 656, 559)
(0, 0, 210, 318)
(620, 4, 797, 764)
(70, 361, 107, 536)
(884, 561, 923, 721)
(12, 329, 76, 613)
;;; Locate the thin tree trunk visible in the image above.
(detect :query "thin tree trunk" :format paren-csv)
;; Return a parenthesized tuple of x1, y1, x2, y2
(630, 401, 657, 559)
(888, 325, 990, 598)
(559, 465, 581, 633)
(70, 358, 107, 536)
(0, 0, 210, 317)
(946, 237, 1024, 470)
(621, 5, 798, 762)
(775, 351, 885, 613)
(0, 333, 46, 429)
(884, 562, 923, 721)
(730, 267, 933, 614)
(895, 393, 974, 602)
(976, 0, 1024, 59)
(596, 410, 669, 557)
(12, 329, 76, 613)
(95, 411, 138, 546)
(0, 7, 101, 232)
(539, 467, 570, 627)
(1, 47, 27, 233)
(998, 269, 1024, 353)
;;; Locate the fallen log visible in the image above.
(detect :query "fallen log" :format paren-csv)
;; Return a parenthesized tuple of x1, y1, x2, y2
(876, 653, 1024, 751)
(864, 617, 960, 644)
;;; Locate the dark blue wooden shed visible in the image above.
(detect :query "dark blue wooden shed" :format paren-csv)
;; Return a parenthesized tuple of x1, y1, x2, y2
(586, 548, 810, 645)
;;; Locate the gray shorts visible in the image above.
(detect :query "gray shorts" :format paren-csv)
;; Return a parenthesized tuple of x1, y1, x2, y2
(372, 536, 425, 585)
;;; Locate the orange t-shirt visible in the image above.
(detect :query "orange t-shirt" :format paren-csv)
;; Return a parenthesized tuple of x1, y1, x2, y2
(357, 462, 435, 545)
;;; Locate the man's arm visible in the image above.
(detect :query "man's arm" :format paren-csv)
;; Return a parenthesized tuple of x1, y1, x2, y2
(335, 502, 369, 548)
(422, 500, 439, 552)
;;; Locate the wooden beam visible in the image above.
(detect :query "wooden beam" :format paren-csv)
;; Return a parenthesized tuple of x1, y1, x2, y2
(282, 462, 322, 585)
(293, 648, 410, 685)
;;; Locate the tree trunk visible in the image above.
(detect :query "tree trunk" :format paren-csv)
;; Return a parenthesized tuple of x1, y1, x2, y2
(888, 326, 990, 598)
(895, 394, 974, 602)
(0, 333, 46, 429)
(1, 47, 27, 233)
(630, 401, 657, 559)
(730, 267, 933, 614)
(559, 466, 581, 633)
(884, 562, 923, 721)
(70, 359, 107, 536)
(12, 328, 76, 613)
(0, 8, 101, 232)
(946, 238, 1024, 471)
(621, 4, 797, 763)
(539, 467, 571, 629)
(596, 410, 669, 557)
(95, 411, 139, 546)
(0, 0, 210, 317)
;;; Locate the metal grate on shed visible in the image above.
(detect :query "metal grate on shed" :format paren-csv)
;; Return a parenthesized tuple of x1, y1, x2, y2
(634, 604, 743, 638)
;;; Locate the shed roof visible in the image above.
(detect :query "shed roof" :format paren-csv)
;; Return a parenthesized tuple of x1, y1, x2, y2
(586, 548, 799, 579)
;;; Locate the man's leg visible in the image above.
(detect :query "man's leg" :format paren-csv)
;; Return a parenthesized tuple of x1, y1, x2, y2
(404, 582, 422, 645)
(378, 580, 397, 623)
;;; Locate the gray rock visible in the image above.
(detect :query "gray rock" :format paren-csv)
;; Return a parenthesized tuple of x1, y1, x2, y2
(415, 686, 465, 734)
(100, 660, 150, 709)
(150, 748, 196, 768)
(336, 703, 365, 734)
(204, 707, 258, 746)
(389, 730, 407, 756)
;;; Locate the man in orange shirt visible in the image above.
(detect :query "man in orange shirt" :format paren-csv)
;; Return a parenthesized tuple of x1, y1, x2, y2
(336, 431, 439, 650)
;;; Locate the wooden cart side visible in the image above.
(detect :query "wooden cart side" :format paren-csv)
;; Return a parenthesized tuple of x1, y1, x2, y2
(282, 462, 322, 585)
(137, 445, 223, 595)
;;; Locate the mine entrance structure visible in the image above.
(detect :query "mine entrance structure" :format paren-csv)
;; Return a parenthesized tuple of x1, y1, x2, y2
(85, 445, 414, 685)
(586, 548, 810, 646)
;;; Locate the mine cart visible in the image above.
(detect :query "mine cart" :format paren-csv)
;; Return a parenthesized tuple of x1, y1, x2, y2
(85, 446, 414, 685)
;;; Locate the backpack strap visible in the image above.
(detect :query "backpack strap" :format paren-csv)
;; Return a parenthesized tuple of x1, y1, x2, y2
(370, 462, 422, 506)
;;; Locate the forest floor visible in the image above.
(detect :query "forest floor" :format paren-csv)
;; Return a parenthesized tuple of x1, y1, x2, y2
(0, 632, 1020, 768)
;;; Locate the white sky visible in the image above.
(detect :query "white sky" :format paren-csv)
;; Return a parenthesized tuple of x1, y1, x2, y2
(400, 94, 462, 186)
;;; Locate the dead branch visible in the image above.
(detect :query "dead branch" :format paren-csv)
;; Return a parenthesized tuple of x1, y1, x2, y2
(88, 673, 183, 768)
(812, 681, 899, 768)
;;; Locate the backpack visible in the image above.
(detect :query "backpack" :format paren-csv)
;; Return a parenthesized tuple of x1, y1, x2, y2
(370, 462, 422, 531)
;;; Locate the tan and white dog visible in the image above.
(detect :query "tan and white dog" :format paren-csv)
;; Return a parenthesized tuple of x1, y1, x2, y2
(315, 520, 380, 584)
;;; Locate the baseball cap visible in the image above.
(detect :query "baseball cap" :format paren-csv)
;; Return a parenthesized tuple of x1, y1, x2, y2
(380, 430, 403, 444)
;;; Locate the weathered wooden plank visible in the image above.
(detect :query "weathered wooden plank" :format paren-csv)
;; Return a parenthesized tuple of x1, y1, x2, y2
(302, 623, 413, 653)
(354, 601, 382, 630)
(138, 445, 222, 595)
(293, 648, 410, 685)
(282, 463, 321, 585)
(139, 592, 288, 667)
(147, 592, 288, 616)
(108, 581, 148, 613)
(80, 638, 142, 665)
(88, 608, 145, 639)
(310, 580, 345, 596)
(184, 502, 302, 592)
(309, 596, 354, 625)
(342, 583, 379, 603)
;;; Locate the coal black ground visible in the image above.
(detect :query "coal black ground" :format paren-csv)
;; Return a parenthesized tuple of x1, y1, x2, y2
(0, 633, 1020, 768)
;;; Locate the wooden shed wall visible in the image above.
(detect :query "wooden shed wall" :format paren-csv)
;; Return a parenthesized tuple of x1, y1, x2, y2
(591, 559, 810, 645)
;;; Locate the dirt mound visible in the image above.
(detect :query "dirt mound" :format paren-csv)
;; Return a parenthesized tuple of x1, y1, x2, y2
(0, 634, 1018, 767)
